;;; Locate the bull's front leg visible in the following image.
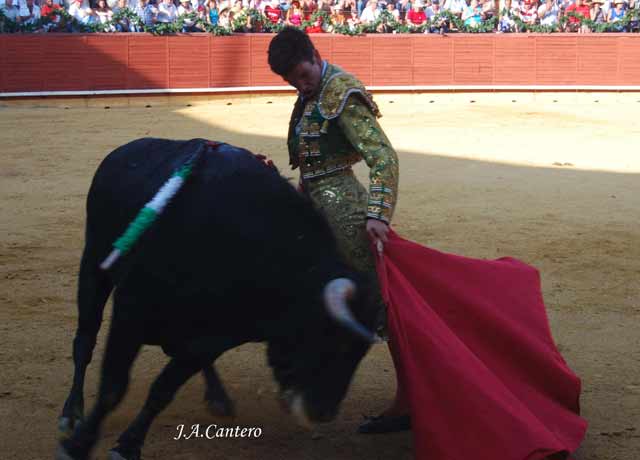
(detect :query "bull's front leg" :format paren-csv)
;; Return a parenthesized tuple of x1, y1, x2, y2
(56, 323, 141, 460)
(202, 365, 235, 417)
(108, 358, 204, 460)
(60, 248, 113, 438)
(109, 336, 243, 460)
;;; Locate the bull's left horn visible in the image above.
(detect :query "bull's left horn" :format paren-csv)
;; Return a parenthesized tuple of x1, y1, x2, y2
(323, 278, 381, 344)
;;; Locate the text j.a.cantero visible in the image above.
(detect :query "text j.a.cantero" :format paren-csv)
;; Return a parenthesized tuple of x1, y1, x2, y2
(174, 424, 263, 440)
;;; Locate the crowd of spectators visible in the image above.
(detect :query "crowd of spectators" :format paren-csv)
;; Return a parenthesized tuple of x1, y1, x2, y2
(1, 0, 638, 33)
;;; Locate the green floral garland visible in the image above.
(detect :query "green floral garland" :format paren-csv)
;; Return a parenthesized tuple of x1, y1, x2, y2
(1, 6, 638, 35)
(505, 8, 638, 33)
(563, 9, 637, 32)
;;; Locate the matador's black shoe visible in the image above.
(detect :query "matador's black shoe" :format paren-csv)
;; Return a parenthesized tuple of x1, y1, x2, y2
(357, 414, 411, 434)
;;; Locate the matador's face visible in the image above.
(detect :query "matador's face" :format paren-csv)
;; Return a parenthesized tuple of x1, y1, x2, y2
(283, 50, 324, 101)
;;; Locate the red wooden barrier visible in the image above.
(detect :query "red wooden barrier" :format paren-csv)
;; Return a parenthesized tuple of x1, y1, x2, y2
(1, 33, 639, 94)
(86, 35, 128, 90)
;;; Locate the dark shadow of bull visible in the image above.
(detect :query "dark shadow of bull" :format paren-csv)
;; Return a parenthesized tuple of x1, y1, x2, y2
(56, 138, 381, 460)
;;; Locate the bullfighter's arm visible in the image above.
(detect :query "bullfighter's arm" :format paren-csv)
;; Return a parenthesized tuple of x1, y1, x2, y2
(337, 95, 399, 224)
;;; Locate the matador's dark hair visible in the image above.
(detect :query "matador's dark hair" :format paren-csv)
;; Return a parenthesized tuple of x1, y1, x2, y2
(268, 27, 317, 77)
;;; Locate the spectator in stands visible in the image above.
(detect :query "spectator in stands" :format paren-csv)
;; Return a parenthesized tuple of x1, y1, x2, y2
(19, 0, 41, 26)
(339, 0, 357, 20)
(113, 0, 129, 29)
(590, 0, 606, 23)
(332, 0, 345, 17)
(95, 0, 116, 29)
(280, 0, 291, 13)
(479, 0, 495, 18)
(264, 0, 283, 22)
(607, 0, 628, 30)
(229, 0, 244, 16)
(1, 0, 22, 29)
(386, 0, 400, 19)
(41, 0, 62, 19)
(218, 3, 233, 25)
(425, 0, 440, 18)
(301, 0, 317, 19)
(565, 0, 591, 31)
(178, 0, 201, 30)
(629, 0, 639, 31)
(329, 0, 345, 24)
(538, 0, 560, 26)
(40, 0, 63, 31)
(195, 0, 208, 21)
(157, 0, 178, 22)
(406, 0, 427, 27)
(443, 0, 465, 19)
(360, 0, 381, 22)
(426, 0, 449, 32)
(206, 0, 219, 24)
(68, 0, 97, 25)
(193, 0, 205, 11)
(519, 0, 539, 24)
(397, 0, 412, 20)
(133, 0, 157, 28)
(251, 0, 269, 11)
(305, 12, 326, 30)
(462, 0, 483, 26)
(498, 1, 516, 31)
(286, 0, 303, 24)
(375, 0, 395, 31)
(317, 0, 333, 14)
(347, 6, 361, 26)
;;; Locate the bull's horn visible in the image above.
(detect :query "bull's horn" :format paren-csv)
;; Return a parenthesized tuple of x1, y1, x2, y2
(323, 278, 381, 344)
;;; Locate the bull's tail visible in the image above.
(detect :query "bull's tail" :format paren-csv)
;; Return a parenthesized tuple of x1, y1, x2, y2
(100, 142, 208, 270)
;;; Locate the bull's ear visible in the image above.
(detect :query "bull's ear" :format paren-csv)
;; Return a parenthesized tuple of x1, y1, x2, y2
(323, 278, 381, 344)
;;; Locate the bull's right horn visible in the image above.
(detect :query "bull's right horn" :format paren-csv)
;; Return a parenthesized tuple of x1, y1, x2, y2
(323, 278, 381, 344)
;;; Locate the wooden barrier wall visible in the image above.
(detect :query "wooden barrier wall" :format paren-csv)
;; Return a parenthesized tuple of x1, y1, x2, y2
(1, 33, 640, 93)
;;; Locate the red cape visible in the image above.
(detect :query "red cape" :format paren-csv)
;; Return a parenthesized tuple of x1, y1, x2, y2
(376, 230, 587, 460)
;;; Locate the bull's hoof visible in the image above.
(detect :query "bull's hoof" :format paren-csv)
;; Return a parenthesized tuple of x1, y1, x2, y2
(205, 397, 235, 417)
(108, 448, 141, 460)
(58, 417, 82, 440)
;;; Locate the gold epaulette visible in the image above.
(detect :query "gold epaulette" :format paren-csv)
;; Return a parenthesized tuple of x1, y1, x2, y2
(317, 71, 381, 120)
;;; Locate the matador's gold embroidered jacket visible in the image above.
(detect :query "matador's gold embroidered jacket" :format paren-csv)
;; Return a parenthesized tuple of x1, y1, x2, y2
(287, 63, 399, 223)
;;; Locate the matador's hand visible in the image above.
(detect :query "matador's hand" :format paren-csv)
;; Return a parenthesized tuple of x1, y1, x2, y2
(366, 219, 389, 254)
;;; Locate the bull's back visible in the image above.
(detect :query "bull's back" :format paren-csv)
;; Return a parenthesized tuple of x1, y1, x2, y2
(90, 138, 225, 215)
(86, 138, 336, 323)
(87, 137, 270, 246)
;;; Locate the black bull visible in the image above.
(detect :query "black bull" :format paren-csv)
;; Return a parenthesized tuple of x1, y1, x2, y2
(56, 138, 381, 460)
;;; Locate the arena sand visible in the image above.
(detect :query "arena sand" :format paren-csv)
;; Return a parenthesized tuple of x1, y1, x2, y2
(1, 92, 639, 460)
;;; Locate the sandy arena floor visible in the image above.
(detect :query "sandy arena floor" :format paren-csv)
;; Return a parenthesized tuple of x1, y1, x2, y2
(1, 92, 639, 460)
